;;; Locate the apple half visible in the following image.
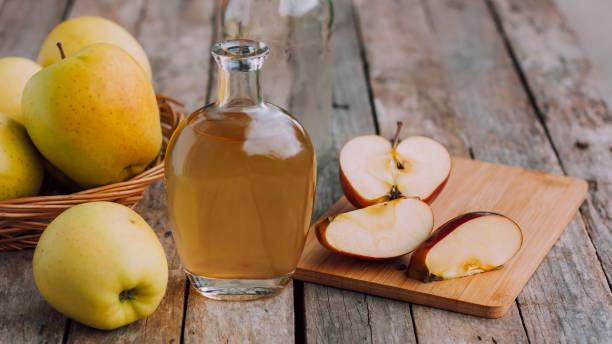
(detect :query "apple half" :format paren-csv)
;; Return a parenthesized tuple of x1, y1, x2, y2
(315, 197, 434, 259)
(407, 212, 523, 282)
(339, 124, 451, 208)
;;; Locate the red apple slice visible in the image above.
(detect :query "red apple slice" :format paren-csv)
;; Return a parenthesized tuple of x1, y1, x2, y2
(339, 123, 451, 208)
(407, 212, 523, 282)
(315, 197, 434, 259)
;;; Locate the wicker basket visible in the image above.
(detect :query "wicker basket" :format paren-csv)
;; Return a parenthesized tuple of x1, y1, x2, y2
(0, 94, 184, 251)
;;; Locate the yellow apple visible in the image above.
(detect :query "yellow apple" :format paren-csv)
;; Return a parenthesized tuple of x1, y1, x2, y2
(0, 113, 43, 200)
(23, 43, 162, 188)
(0, 57, 41, 123)
(33, 201, 168, 330)
(37, 16, 152, 79)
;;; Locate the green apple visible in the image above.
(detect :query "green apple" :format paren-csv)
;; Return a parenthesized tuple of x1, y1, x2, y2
(37, 16, 152, 79)
(22, 43, 162, 188)
(0, 57, 41, 123)
(33, 201, 168, 330)
(0, 113, 43, 200)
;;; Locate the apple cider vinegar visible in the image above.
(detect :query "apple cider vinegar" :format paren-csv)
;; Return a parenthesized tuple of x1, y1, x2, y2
(165, 110, 315, 278)
(164, 40, 316, 300)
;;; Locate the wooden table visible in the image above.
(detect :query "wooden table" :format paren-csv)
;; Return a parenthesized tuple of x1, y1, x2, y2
(1, 0, 611, 342)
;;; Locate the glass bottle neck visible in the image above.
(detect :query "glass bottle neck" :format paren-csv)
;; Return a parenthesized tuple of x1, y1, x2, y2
(216, 68, 263, 107)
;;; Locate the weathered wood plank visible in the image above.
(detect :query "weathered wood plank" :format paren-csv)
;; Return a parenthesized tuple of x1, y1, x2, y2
(64, 1, 185, 342)
(492, 0, 612, 183)
(184, 283, 294, 343)
(0, 250, 66, 343)
(580, 180, 612, 285)
(424, 0, 611, 342)
(0, 0, 68, 57)
(301, 0, 416, 343)
(492, 0, 612, 286)
(135, 0, 213, 112)
(356, 0, 612, 342)
(490, 0, 612, 340)
(67, 0, 145, 33)
(352, 0, 529, 342)
(304, 286, 415, 344)
(554, 0, 612, 108)
(0, 1, 70, 343)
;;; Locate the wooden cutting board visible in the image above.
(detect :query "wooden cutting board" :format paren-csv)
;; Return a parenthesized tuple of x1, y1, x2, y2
(295, 157, 588, 318)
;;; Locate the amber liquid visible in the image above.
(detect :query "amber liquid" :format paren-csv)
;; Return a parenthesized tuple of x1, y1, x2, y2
(165, 104, 315, 279)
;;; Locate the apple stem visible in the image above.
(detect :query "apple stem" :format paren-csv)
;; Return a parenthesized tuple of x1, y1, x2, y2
(56, 42, 66, 59)
(391, 121, 405, 170)
(392, 121, 403, 149)
(119, 288, 137, 302)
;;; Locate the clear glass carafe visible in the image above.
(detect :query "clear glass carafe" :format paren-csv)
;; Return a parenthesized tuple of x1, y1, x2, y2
(164, 40, 316, 300)
(217, 0, 333, 168)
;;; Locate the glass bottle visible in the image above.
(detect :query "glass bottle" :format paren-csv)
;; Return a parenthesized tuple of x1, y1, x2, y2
(217, 0, 333, 169)
(164, 39, 316, 300)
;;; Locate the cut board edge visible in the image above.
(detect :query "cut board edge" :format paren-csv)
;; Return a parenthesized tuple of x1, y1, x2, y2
(293, 267, 515, 318)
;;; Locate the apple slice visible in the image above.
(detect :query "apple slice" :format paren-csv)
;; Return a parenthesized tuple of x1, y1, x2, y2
(340, 122, 451, 208)
(315, 197, 434, 259)
(407, 212, 523, 282)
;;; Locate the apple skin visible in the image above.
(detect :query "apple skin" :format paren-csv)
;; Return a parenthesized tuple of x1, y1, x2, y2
(37, 16, 152, 79)
(0, 113, 44, 200)
(33, 202, 168, 330)
(23, 43, 161, 188)
(420, 175, 449, 204)
(407, 212, 522, 282)
(339, 162, 450, 208)
(0, 57, 41, 123)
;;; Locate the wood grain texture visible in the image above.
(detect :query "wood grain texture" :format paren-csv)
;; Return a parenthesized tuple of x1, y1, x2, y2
(411, 305, 528, 344)
(492, 0, 612, 286)
(0, 0, 68, 57)
(490, 1, 612, 340)
(0, 1, 70, 343)
(423, 0, 611, 341)
(352, 0, 528, 342)
(135, 0, 213, 112)
(354, 0, 612, 341)
(301, 0, 417, 343)
(0, 250, 66, 343)
(184, 284, 294, 343)
(304, 285, 415, 344)
(492, 0, 612, 183)
(580, 181, 612, 285)
(297, 157, 587, 317)
(67, 0, 145, 33)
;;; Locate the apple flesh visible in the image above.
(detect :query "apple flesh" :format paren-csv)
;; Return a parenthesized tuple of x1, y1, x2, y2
(407, 212, 523, 282)
(339, 133, 451, 208)
(316, 197, 434, 259)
